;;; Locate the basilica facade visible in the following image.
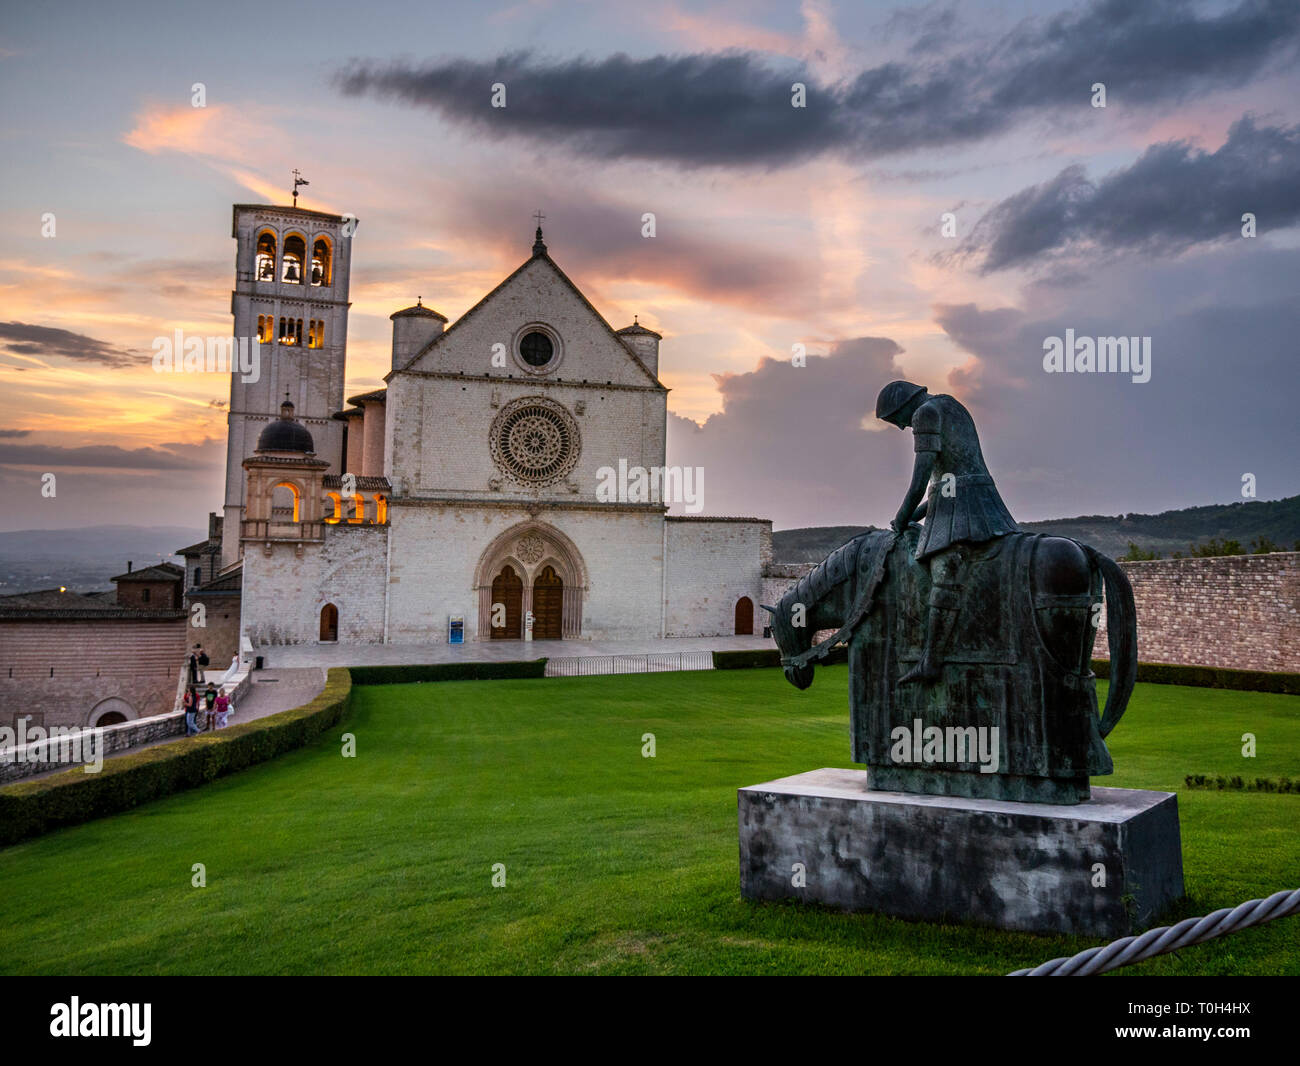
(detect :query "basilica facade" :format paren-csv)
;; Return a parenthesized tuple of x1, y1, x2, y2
(203, 203, 771, 648)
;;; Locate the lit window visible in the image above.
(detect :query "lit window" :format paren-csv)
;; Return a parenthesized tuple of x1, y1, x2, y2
(278, 317, 303, 346)
(311, 237, 331, 286)
(282, 234, 305, 284)
(272, 482, 301, 522)
(256, 231, 276, 281)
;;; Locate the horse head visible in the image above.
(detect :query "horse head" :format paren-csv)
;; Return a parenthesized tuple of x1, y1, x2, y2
(763, 600, 816, 691)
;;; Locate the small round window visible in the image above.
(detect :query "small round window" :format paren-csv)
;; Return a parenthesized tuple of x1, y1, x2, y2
(519, 331, 554, 367)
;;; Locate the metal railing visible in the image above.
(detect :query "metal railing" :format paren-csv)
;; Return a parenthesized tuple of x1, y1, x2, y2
(544, 651, 715, 677)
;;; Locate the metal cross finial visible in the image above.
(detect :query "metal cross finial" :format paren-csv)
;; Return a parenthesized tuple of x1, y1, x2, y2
(533, 209, 545, 228)
(292, 169, 310, 207)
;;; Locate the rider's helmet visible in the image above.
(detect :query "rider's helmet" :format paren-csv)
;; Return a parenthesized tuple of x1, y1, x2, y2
(875, 380, 928, 423)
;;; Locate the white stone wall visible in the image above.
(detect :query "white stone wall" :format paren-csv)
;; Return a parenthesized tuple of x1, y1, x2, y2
(664, 519, 771, 637)
(241, 526, 389, 646)
(384, 502, 665, 643)
(385, 255, 667, 503)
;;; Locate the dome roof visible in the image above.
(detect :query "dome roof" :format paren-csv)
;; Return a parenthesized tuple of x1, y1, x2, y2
(390, 297, 447, 322)
(616, 316, 662, 339)
(257, 397, 315, 454)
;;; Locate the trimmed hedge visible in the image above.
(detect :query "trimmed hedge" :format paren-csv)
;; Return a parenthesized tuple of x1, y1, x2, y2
(0, 667, 353, 849)
(1092, 659, 1300, 695)
(348, 659, 548, 686)
(714, 651, 1297, 693)
(1184, 773, 1299, 793)
(713, 647, 849, 670)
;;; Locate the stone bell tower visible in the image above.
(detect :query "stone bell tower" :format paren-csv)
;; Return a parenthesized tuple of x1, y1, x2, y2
(221, 203, 357, 566)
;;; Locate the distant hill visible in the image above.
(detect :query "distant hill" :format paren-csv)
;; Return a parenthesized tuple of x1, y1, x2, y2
(0, 525, 205, 594)
(772, 496, 1300, 564)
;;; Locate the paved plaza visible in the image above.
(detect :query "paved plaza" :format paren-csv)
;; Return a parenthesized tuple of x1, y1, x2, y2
(259, 633, 776, 669)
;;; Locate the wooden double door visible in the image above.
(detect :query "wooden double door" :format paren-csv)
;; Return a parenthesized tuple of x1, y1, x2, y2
(490, 564, 564, 640)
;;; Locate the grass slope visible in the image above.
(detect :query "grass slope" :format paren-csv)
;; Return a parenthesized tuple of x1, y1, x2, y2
(1, 668, 1296, 975)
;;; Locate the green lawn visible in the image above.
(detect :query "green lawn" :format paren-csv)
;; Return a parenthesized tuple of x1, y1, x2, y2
(1, 667, 1297, 975)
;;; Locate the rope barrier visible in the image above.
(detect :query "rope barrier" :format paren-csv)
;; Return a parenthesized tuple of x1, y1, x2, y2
(1009, 887, 1300, 976)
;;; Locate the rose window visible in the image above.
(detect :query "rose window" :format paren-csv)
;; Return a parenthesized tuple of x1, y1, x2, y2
(490, 397, 580, 485)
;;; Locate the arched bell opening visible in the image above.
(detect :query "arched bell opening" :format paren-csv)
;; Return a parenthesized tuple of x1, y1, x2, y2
(255, 230, 277, 281)
(281, 233, 306, 284)
(311, 236, 332, 286)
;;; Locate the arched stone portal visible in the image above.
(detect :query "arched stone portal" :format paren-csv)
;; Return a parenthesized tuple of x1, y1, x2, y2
(89, 697, 135, 728)
(474, 523, 587, 641)
(735, 596, 754, 636)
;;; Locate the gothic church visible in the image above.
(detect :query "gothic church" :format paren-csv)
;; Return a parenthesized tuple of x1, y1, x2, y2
(193, 203, 771, 649)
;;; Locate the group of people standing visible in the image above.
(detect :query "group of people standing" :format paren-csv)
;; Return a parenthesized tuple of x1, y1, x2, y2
(184, 644, 232, 736)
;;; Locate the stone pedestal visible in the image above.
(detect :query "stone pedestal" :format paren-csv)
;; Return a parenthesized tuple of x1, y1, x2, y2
(739, 768, 1184, 937)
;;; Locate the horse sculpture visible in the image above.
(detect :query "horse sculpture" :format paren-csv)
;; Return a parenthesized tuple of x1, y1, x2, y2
(765, 523, 1137, 804)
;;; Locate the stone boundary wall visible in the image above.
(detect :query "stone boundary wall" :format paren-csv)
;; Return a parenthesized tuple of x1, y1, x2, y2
(761, 551, 1300, 674)
(1094, 552, 1300, 673)
(0, 668, 254, 785)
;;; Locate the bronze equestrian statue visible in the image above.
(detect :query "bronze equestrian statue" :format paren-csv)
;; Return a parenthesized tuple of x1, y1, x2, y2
(766, 381, 1138, 804)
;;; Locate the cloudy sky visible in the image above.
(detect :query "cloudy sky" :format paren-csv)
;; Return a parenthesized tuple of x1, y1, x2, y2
(2, 0, 1298, 532)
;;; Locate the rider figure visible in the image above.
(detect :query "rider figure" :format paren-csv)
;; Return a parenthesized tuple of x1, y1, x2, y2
(875, 381, 1020, 686)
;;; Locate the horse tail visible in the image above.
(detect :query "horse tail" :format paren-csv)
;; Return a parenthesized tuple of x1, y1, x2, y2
(1084, 545, 1137, 739)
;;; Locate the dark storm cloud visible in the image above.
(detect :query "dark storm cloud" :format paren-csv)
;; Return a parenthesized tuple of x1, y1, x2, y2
(335, 0, 1300, 166)
(447, 189, 811, 309)
(966, 117, 1300, 272)
(0, 442, 215, 471)
(666, 336, 913, 527)
(931, 244, 1300, 517)
(0, 429, 32, 438)
(0, 321, 137, 369)
(666, 244, 1300, 526)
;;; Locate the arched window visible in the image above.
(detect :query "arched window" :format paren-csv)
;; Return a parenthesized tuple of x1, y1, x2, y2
(374, 493, 388, 524)
(320, 603, 338, 642)
(282, 234, 306, 283)
(311, 237, 331, 286)
(272, 482, 301, 522)
(255, 231, 276, 281)
(348, 493, 366, 524)
(324, 491, 343, 524)
(307, 319, 324, 348)
(257, 314, 273, 343)
(278, 317, 303, 345)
